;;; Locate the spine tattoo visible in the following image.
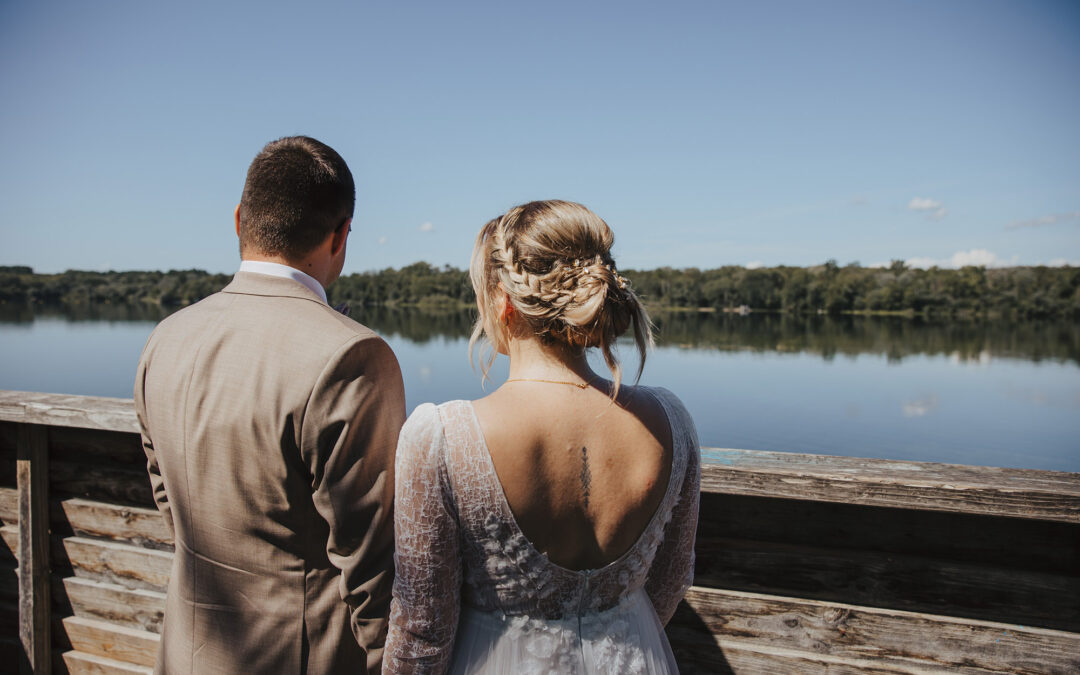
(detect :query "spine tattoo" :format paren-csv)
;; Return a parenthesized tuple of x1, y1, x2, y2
(580, 446, 592, 508)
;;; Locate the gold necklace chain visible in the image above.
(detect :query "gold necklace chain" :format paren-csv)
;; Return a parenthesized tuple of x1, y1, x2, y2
(504, 377, 593, 389)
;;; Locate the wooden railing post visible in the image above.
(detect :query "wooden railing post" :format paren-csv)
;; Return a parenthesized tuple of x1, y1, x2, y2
(17, 423, 50, 675)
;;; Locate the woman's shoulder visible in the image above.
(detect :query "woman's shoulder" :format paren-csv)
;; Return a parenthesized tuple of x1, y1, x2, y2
(639, 384, 691, 416)
(399, 400, 477, 446)
(633, 385, 699, 450)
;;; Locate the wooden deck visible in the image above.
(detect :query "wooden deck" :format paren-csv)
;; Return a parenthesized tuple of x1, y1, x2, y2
(1, 389, 1078, 674)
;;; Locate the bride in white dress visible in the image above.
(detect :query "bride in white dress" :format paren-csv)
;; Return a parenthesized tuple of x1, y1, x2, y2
(383, 200, 700, 674)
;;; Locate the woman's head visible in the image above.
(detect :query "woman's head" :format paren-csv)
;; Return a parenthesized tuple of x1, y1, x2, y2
(469, 200, 652, 392)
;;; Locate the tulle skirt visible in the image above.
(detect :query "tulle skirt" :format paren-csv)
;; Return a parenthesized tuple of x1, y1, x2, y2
(447, 588, 679, 674)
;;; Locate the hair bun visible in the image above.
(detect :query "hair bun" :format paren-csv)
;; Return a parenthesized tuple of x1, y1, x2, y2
(469, 200, 653, 394)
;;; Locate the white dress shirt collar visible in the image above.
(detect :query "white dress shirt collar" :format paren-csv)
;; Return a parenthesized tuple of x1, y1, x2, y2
(238, 260, 328, 304)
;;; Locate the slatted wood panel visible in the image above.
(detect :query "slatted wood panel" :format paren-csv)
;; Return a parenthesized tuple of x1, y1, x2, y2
(693, 492, 1080, 633)
(0, 528, 171, 593)
(0, 490, 172, 550)
(669, 586, 1080, 675)
(2, 391, 1080, 673)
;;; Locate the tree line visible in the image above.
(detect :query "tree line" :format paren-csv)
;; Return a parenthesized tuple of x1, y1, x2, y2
(2, 261, 1077, 318)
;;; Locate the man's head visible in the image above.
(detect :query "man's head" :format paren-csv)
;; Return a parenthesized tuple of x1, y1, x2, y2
(237, 136, 355, 262)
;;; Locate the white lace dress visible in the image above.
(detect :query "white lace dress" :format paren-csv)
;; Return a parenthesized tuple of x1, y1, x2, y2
(383, 386, 700, 674)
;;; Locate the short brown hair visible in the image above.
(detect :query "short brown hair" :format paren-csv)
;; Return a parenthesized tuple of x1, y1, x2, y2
(469, 200, 653, 395)
(237, 136, 355, 259)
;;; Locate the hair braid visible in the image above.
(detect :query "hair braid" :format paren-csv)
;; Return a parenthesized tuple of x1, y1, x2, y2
(469, 200, 654, 396)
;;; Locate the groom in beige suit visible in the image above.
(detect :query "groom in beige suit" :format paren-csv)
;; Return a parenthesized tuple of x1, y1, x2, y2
(134, 136, 405, 674)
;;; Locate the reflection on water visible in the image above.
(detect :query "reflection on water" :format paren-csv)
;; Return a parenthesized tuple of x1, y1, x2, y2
(1, 304, 1077, 471)
(359, 307, 1080, 367)
(647, 312, 1080, 365)
(0, 302, 173, 324)
(6, 303, 1075, 365)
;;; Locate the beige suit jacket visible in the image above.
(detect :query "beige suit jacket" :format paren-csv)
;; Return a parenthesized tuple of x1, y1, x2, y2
(134, 272, 405, 674)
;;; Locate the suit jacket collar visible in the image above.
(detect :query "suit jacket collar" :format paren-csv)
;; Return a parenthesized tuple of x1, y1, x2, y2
(223, 271, 329, 306)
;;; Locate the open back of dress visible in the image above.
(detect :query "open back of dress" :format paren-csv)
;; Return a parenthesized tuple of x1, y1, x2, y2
(384, 386, 701, 674)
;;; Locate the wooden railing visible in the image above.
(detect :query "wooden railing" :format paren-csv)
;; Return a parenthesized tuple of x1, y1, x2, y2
(1, 390, 1078, 674)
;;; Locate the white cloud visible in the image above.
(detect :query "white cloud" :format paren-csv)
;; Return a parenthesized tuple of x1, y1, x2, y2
(1005, 211, 1080, 230)
(745, 261, 764, 269)
(908, 197, 947, 220)
(905, 249, 1016, 269)
(418, 222, 434, 232)
(1048, 258, 1079, 267)
(950, 248, 1001, 267)
(908, 197, 941, 210)
(377, 236, 387, 245)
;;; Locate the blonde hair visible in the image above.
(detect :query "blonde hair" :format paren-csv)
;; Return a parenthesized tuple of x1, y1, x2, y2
(469, 200, 653, 395)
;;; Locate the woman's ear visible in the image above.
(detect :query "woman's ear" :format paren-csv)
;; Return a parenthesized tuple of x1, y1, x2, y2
(495, 284, 514, 324)
(498, 291, 515, 325)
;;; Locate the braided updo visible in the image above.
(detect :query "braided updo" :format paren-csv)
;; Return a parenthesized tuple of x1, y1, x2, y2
(469, 200, 653, 394)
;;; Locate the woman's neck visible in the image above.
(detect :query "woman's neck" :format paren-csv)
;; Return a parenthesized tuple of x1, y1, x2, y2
(506, 336, 596, 383)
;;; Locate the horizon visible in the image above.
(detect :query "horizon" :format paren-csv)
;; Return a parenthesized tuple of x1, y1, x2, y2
(3, 257, 1076, 276)
(2, 1, 1078, 274)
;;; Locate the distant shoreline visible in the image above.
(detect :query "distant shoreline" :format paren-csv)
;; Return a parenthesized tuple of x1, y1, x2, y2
(1, 262, 1077, 320)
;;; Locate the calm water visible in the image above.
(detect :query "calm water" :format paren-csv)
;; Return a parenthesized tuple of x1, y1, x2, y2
(1, 304, 1078, 472)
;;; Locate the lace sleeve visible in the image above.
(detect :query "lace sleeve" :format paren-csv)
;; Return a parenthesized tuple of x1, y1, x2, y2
(383, 404, 461, 674)
(644, 390, 701, 625)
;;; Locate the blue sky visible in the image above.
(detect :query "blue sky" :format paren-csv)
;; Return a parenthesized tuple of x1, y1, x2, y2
(1, 0, 1078, 274)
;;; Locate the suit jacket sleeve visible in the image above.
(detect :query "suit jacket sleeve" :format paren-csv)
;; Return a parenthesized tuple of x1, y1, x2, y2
(301, 333, 406, 674)
(134, 342, 174, 536)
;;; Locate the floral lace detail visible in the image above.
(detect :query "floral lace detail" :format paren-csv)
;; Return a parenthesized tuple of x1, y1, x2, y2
(384, 386, 701, 673)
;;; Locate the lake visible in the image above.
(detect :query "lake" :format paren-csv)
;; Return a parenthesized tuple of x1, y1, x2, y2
(1, 303, 1078, 472)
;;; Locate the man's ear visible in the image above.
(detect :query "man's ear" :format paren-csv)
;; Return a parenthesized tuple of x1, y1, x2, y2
(234, 204, 242, 238)
(330, 217, 352, 256)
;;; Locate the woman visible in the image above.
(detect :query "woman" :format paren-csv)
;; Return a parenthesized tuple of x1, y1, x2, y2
(383, 200, 700, 674)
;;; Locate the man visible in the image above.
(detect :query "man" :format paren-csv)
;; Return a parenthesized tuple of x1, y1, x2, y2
(134, 136, 405, 674)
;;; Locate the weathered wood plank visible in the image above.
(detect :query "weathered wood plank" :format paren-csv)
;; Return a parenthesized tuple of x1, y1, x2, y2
(0, 527, 171, 592)
(670, 586, 1080, 674)
(0, 393, 137, 434)
(48, 462, 153, 509)
(56, 616, 158, 668)
(57, 537, 171, 592)
(694, 537, 1080, 632)
(698, 492, 1080, 575)
(672, 637, 991, 674)
(55, 650, 152, 675)
(702, 448, 1080, 523)
(18, 423, 50, 675)
(0, 459, 153, 509)
(47, 427, 143, 470)
(52, 577, 164, 634)
(0, 489, 172, 549)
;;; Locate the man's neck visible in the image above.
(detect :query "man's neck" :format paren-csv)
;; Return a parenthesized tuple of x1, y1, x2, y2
(241, 252, 328, 288)
(238, 259, 329, 304)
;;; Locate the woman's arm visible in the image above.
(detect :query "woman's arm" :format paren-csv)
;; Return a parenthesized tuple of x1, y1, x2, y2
(644, 393, 701, 625)
(383, 404, 462, 674)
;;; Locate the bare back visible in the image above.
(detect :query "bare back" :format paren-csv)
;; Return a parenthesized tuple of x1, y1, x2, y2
(471, 382, 673, 571)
